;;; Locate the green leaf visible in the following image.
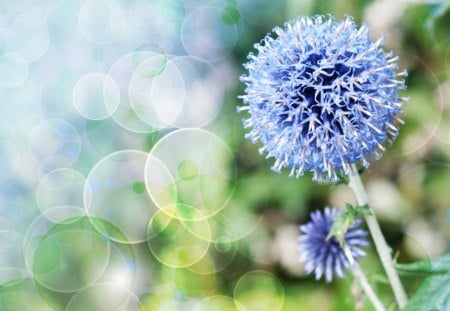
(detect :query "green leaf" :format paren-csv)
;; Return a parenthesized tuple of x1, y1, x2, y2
(405, 275, 450, 311)
(396, 253, 450, 276)
(399, 253, 450, 311)
(327, 214, 352, 247)
(327, 203, 370, 247)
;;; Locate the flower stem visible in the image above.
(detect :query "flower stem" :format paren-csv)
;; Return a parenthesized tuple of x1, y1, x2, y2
(353, 265, 386, 311)
(344, 246, 385, 310)
(347, 164, 408, 309)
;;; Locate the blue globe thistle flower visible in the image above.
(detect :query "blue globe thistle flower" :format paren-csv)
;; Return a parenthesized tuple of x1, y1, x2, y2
(298, 207, 369, 282)
(239, 15, 407, 182)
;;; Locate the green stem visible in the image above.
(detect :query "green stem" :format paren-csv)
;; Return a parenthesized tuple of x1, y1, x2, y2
(344, 245, 386, 310)
(353, 265, 386, 311)
(347, 164, 408, 309)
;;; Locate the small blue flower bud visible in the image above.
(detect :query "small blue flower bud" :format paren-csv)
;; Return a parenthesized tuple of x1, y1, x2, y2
(298, 207, 369, 282)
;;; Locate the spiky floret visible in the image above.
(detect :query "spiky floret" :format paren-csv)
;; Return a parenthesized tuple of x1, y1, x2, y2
(239, 15, 407, 182)
(298, 207, 369, 282)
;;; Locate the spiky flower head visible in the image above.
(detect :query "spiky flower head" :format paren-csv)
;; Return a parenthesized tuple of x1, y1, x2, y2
(239, 15, 407, 182)
(298, 207, 369, 282)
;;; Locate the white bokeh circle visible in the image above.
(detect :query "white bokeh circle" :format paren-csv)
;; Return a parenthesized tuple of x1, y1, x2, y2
(107, 51, 168, 133)
(66, 282, 143, 311)
(129, 55, 183, 129)
(181, 5, 239, 62)
(147, 128, 236, 220)
(36, 168, 86, 221)
(28, 119, 82, 172)
(2, 7, 50, 63)
(23, 211, 111, 293)
(0, 54, 29, 88)
(72, 72, 120, 120)
(78, 0, 128, 45)
(84, 150, 158, 243)
(131, 55, 225, 128)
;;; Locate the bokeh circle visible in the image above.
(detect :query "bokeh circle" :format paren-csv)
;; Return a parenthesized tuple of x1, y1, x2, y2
(66, 282, 143, 311)
(24, 214, 111, 293)
(146, 128, 236, 220)
(84, 150, 158, 243)
(72, 72, 120, 120)
(147, 207, 211, 268)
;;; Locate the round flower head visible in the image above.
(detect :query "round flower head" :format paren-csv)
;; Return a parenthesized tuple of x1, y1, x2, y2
(239, 15, 407, 182)
(298, 207, 369, 282)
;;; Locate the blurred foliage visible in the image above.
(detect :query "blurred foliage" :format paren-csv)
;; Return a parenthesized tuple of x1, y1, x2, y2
(397, 254, 450, 310)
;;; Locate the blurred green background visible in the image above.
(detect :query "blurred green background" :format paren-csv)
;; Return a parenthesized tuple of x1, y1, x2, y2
(0, 0, 448, 310)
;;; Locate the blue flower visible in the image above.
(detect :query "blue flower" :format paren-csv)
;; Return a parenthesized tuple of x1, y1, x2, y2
(298, 207, 369, 282)
(239, 15, 407, 182)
